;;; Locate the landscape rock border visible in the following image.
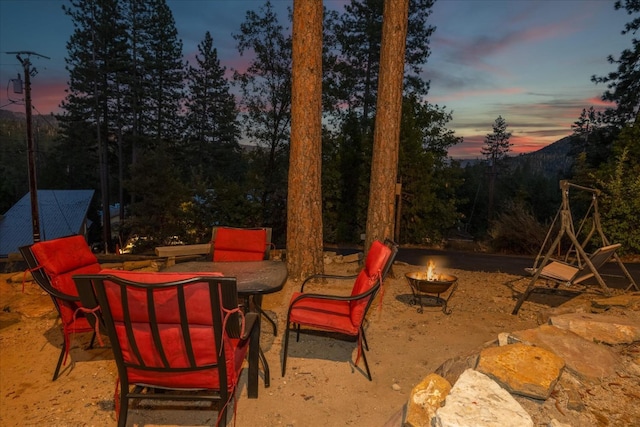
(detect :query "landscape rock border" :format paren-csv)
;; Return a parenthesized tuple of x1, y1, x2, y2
(399, 294, 640, 427)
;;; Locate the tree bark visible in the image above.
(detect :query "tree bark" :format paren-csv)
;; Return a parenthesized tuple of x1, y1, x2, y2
(365, 0, 408, 252)
(287, 0, 324, 281)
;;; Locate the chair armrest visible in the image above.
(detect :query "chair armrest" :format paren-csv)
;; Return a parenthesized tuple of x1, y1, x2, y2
(291, 281, 380, 306)
(300, 273, 358, 292)
(31, 272, 82, 302)
(72, 275, 100, 310)
(225, 311, 258, 340)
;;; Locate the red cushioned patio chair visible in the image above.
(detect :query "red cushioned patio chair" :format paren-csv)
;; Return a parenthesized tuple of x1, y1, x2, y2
(19, 235, 102, 380)
(281, 239, 398, 381)
(72, 270, 258, 427)
(211, 226, 272, 262)
(211, 226, 278, 336)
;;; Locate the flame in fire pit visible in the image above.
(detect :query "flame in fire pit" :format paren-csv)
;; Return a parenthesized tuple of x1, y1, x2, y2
(411, 259, 452, 282)
(426, 260, 436, 281)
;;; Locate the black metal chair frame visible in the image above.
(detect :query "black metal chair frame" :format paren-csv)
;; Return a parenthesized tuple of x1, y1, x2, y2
(73, 274, 258, 427)
(281, 239, 398, 381)
(19, 244, 97, 381)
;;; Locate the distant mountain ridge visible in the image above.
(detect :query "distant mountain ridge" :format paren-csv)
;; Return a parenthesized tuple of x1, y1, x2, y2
(508, 136, 574, 178)
(1, 109, 574, 179)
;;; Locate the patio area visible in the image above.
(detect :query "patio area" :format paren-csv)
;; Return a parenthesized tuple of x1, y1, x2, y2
(1, 259, 639, 426)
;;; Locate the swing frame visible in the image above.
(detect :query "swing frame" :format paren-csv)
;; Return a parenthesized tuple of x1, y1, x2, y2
(512, 180, 638, 315)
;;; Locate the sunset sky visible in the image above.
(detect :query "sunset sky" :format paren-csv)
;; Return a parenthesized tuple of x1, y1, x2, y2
(0, 0, 632, 159)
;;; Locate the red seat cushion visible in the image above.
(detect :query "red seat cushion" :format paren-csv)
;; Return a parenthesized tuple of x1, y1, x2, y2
(213, 228, 267, 261)
(98, 270, 246, 390)
(289, 295, 356, 335)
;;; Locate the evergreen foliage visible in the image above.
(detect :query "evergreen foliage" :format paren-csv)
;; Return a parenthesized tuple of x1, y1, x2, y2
(124, 144, 190, 250)
(183, 31, 243, 185)
(3, 0, 637, 255)
(232, 0, 292, 235)
(398, 97, 463, 244)
(591, 0, 640, 125)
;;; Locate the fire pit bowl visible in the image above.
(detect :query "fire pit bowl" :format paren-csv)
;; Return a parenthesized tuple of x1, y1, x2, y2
(405, 272, 458, 314)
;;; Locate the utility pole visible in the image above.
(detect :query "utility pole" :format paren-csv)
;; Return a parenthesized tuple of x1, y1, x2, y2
(7, 51, 50, 243)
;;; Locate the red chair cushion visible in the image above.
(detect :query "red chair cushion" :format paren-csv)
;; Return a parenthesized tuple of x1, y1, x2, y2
(288, 241, 392, 335)
(213, 228, 267, 261)
(99, 270, 246, 390)
(349, 240, 391, 324)
(31, 235, 98, 276)
(31, 236, 101, 328)
(288, 295, 357, 335)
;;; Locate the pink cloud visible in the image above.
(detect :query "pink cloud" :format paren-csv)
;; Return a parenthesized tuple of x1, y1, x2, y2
(430, 86, 524, 103)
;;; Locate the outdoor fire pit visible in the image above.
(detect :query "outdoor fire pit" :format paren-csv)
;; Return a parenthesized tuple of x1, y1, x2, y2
(405, 267, 458, 314)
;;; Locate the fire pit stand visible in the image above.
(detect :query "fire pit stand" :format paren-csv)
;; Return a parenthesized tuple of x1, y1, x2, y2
(405, 272, 458, 314)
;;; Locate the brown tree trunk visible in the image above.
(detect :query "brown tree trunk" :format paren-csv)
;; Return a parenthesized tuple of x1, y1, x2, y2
(287, 0, 324, 281)
(365, 0, 408, 252)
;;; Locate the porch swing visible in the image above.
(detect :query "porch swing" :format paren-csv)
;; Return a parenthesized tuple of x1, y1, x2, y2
(512, 180, 638, 314)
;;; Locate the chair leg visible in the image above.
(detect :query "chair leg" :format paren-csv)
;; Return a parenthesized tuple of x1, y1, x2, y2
(52, 344, 66, 381)
(359, 344, 372, 381)
(117, 385, 129, 427)
(358, 327, 372, 381)
(281, 320, 291, 377)
(259, 347, 270, 388)
(361, 328, 369, 351)
(218, 391, 228, 427)
(88, 331, 97, 349)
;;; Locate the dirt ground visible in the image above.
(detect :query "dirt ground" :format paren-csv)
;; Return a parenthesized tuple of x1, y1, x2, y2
(1, 258, 639, 427)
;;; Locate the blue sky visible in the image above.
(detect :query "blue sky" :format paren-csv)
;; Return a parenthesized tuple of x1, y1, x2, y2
(0, 0, 632, 158)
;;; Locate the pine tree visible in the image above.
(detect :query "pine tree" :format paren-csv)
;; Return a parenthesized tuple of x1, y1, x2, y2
(288, 0, 324, 280)
(325, 0, 435, 128)
(482, 116, 512, 221)
(60, 0, 130, 250)
(397, 97, 463, 243)
(141, 0, 185, 144)
(183, 31, 242, 185)
(233, 0, 292, 230)
(591, 0, 640, 125)
(365, 0, 409, 250)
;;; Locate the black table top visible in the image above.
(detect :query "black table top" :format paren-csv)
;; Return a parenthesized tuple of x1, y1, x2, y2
(163, 260, 288, 295)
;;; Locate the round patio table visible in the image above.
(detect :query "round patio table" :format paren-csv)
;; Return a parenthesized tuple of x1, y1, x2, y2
(164, 260, 288, 398)
(164, 260, 287, 295)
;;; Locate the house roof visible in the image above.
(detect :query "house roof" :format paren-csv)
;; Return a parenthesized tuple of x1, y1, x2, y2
(0, 189, 95, 257)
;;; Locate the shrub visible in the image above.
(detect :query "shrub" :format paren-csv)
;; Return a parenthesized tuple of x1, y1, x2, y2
(487, 201, 548, 254)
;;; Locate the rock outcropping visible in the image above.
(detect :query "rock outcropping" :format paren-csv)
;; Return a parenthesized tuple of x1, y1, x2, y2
(390, 294, 640, 427)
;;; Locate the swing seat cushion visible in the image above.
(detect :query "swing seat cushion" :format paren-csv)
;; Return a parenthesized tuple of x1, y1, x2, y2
(536, 243, 621, 285)
(539, 262, 579, 283)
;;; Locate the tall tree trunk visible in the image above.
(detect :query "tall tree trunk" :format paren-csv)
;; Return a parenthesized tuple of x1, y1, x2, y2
(365, 0, 408, 252)
(287, 0, 324, 281)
